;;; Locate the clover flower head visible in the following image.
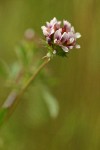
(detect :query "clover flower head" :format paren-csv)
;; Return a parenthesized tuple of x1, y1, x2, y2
(41, 17, 81, 57)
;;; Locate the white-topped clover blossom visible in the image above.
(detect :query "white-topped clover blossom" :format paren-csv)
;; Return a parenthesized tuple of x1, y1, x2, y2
(41, 17, 61, 37)
(41, 17, 81, 57)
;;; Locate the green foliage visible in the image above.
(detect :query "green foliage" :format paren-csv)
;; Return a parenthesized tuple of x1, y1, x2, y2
(15, 41, 37, 66)
(53, 45, 68, 57)
(42, 40, 68, 57)
(0, 108, 8, 125)
(0, 29, 59, 128)
(41, 86, 59, 118)
(8, 62, 21, 81)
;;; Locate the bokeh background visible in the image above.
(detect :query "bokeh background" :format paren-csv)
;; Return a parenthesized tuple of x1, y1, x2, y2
(0, 0, 100, 149)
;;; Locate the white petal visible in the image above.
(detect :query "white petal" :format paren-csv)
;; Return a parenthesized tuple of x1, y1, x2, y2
(41, 26, 46, 30)
(50, 17, 57, 25)
(71, 26, 75, 32)
(61, 32, 68, 43)
(69, 37, 74, 43)
(50, 28, 55, 34)
(54, 39, 57, 43)
(63, 20, 71, 27)
(43, 30, 49, 36)
(75, 44, 81, 49)
(55, 21, 61, 29)
(58, 21, 61, 25)
(75, 32, 81, 38)
(46, 22, 50, 27)
(69, 46, 73, 49)
(67, 32, 75, 39)
(61, 46, 69, 52)
(54, 29, 62, 40)
(41, 26, 49, 36)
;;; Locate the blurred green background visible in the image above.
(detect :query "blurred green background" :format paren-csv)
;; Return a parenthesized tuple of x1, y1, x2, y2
(0, 0, 100, 149)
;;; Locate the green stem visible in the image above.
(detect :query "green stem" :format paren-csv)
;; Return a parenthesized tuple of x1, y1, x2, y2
(1, 57, 50, 125)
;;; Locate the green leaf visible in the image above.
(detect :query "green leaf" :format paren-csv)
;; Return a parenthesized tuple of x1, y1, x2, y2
(41, 86, 59, 118)
(0, 108, 8, 125)
(9, 62, 21, 80)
